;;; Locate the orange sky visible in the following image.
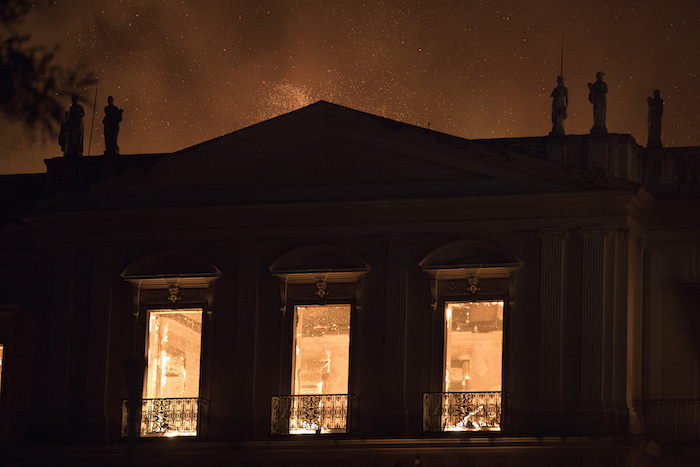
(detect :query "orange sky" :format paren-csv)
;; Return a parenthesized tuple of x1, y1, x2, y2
(2, 0, 699, 174)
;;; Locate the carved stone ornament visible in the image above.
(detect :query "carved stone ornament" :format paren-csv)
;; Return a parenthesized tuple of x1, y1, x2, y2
(468, 275, 481, 294)
(315, 278, 329, 298)
(168, 285, 181, 305)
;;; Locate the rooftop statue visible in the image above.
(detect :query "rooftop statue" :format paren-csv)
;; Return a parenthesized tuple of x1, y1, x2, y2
(588, 71, 608, 134)
(58, 111, 69, 157)
(647, 89, 663, 148)
(59, 96, 85, 158)
(103, 96, 123, 156)
(550, 76, 568, 136)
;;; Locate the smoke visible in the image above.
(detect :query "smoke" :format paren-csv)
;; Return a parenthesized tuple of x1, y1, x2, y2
(2, 0, 700, 174)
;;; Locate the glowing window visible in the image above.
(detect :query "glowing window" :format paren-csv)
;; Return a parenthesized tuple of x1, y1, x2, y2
(444, 301, 503, 392)
(442, 300, 504, 432)
(293, 304, 351, 396)
(284, 304, 352, 434)
(139, 309, 204, 437)
(144, 309, 203, 400)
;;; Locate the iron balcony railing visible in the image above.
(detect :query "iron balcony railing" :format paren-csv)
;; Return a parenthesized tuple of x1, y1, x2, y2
(423, 391, 508, 432)
(634, 399, 700, 441)
(271, 394, 357, 435)
(121, 397, 209, 438)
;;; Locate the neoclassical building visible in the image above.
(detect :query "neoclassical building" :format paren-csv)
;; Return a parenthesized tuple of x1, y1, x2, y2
(1, 101, 699, 466)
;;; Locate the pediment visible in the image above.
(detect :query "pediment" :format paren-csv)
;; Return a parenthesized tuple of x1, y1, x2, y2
(36, 101, 635, 211)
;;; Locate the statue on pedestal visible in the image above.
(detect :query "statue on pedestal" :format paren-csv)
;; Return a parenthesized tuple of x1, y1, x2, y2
(103, 96, 123, 156)
(550, 76, 568, 136)
(59, 96, 84, 158)
(647, 89, 663, 148)
(587, 71, 608, 134)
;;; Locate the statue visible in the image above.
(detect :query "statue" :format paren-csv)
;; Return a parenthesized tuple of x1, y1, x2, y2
(549, 76, 568, 136)
(587, 71, 608, 134)
(58, 111, 69, 156)
(647, 89, 663, 148)
(103, 95, 123, 156)
(60, 96, 84, 158)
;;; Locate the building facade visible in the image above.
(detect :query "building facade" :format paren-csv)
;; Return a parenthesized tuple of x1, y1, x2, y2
(1, 102, 699, 466)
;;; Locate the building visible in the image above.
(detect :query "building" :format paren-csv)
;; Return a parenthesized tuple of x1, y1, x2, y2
(1, 101, 699, 466)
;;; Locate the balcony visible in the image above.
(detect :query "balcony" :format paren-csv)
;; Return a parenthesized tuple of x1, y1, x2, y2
(271, 394, 356, 435)
(634, 399, 700, 441)
(423, 391, 507, 432)
(121, 398, 209, 438)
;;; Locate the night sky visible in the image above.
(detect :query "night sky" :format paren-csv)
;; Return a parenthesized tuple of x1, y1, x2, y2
(2, 0, 699, 174)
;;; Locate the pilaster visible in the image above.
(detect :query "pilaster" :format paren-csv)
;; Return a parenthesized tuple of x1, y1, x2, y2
(382, 234, 410, 433)
(536, 228, 568, 410)
(578, 227, 611, 410)
(231, 241, 259, 435)
(82, 247, 117, 441)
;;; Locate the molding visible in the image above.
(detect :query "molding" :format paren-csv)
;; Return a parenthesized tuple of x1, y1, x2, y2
(537, 228, 569, 240)
(578, 226, 611, 238)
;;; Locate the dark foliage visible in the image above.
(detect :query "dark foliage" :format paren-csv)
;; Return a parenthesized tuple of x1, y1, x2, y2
(0, 0, 96, 138)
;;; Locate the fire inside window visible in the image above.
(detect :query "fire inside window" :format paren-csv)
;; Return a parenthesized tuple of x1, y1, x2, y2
(443, 301, 504, 431)
(290, 304, 351, 434)
(143, 309, 203, 437)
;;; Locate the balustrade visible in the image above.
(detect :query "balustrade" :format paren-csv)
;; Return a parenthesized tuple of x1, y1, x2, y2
(121, 397, 208, 437)
(423, 391, 507, 432)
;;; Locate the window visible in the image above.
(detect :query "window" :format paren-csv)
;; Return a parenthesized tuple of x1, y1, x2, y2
(269, 244, 369, 435)
(292, 304, 351, 397)
(420, 239, 522, 433)
(442, 300, 504, 431)
(287, 304, 352, 434)
(444, 301, 503, 393)
(144, 309, 203, 401)
(140, 308, 204, 437)
(120, 251, 220, 438)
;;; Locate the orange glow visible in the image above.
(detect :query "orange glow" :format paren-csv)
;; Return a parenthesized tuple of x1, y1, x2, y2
(143, 309, 203, 437)
(290, 304, 351, 434)
(443, 301, 504, 431)
(292, 304, 350, 397)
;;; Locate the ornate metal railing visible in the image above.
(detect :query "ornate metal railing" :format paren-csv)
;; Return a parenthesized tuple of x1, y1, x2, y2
(634, 399, 700, 441)
(271, 394, 356, 435)
(121, 398, 209, 438)
(423, 391, 507, 432)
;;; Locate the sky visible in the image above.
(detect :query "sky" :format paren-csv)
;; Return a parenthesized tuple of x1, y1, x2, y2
(1, 0, 699, 174)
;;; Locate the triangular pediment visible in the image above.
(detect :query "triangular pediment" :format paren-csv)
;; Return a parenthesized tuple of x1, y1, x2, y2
(35, 101, 636, 211)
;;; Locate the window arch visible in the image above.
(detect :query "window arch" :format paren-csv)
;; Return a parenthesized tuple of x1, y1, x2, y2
(120, 251, 220, 438)
(420, 239, 523, 433)
(269, 244, 370, 435)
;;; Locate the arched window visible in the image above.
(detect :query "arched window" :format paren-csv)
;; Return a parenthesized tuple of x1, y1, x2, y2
(120, 251, 220, 438)
(269, 245, 370, 435)
(420, 240, 522, 433)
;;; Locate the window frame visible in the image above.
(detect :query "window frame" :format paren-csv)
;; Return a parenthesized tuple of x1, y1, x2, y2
(419, 240, 522, 434)
(142, 307, 205, 401)
(276, 277, 363, 402)
(121, 252, 220, 439)
(431, 277, 512, 396)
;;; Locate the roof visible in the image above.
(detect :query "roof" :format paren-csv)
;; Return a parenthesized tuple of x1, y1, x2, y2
(30, 101, 638, 214)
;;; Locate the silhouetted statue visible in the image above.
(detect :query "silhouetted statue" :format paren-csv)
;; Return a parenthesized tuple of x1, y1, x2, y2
(58, 111, 70, 156)
(61, 96, 85, 158)
(647, 89, 663, 148)
(550, 76, 568, 136)
(587, 71, 608, 134)
(103, 95, 123, 156)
